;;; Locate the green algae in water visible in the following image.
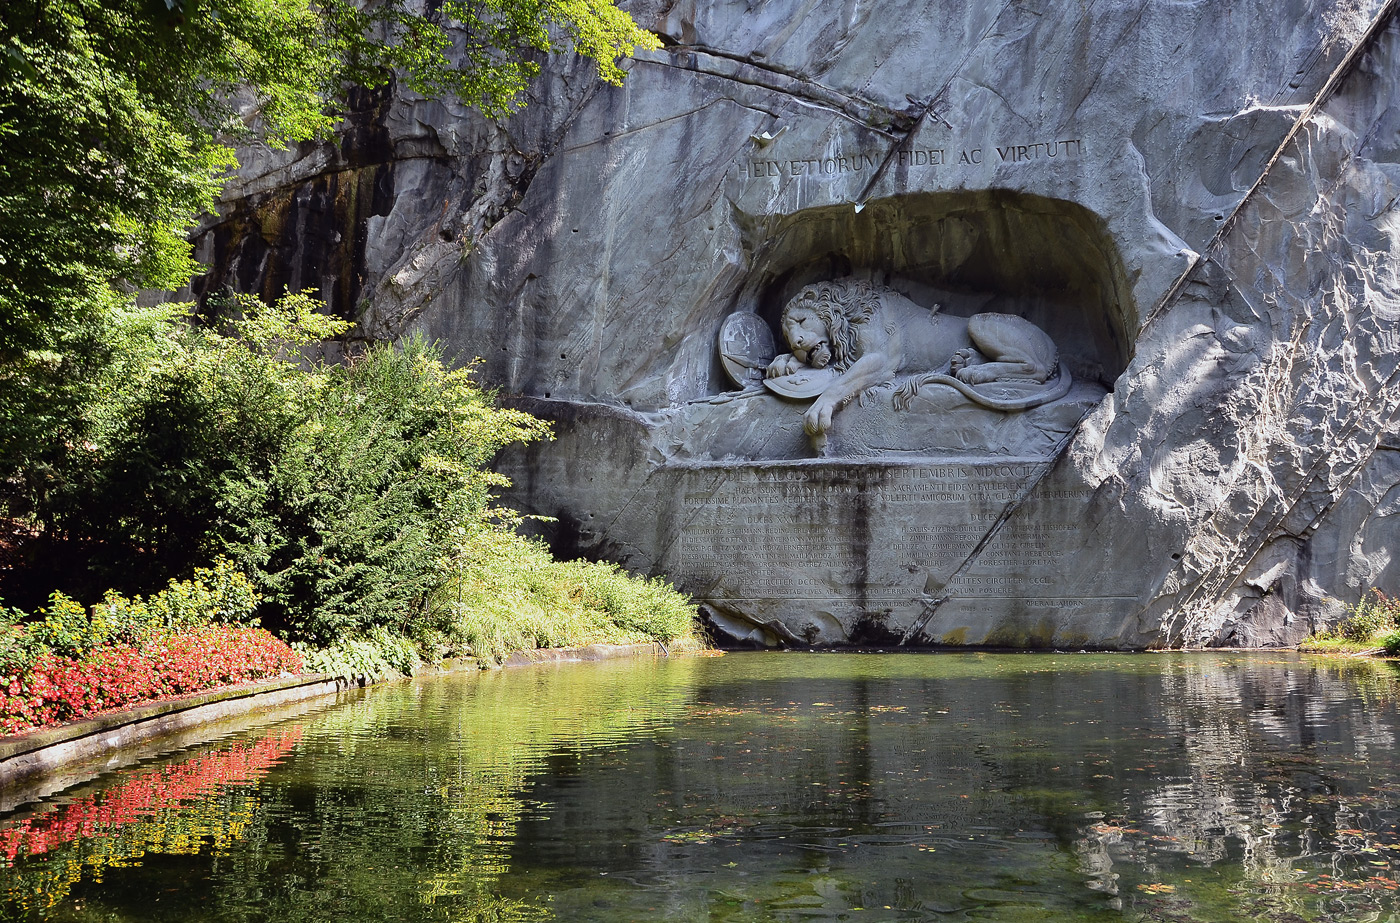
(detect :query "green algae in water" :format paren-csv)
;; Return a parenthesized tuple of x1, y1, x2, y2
(4, 652, 1400, 922)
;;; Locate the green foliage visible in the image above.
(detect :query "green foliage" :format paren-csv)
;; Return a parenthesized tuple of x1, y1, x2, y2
(0, 0, 656, 349)
(9, 291, 551, 647)
(1303, 590, 1400, 652)
(1, 3, 235, 361)
(0, 0, 656, 507)
(0, 557, 258, 673)
(26, 594, 99, 663)
(0, 600, 63, 676)
(98, 557, 261, 636)
(1381, 630, 1400, 656)
(293, 628, 421, 680)
(2, 285, 694, 668)
(18, 293, 348, 599)
(331, 0, 661, 118)
(428, 526, 696, 664)
(576, 560, 697, 638)
(0, 0, 678, 668)
(1335, 590, 1400, 643)
(220, 331, 551, 644)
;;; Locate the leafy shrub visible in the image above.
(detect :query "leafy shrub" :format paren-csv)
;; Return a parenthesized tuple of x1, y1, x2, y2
(294, 628, 421, 680)
(220, 333, 551, 645)
(96, 557, 260, 639)
(0, 607, 45, 678)
(1380, 629, 1400, 656)
(13, 593, 91, 665)
(1335, 590, 1400, 643)
(8, 295, 346, 605)
(0, 558, 257, 674)
(0, 558, 291, 733)
(578, 563, 697, 640)
(4, 291, 695, 667)
(5, 294, 551, 650)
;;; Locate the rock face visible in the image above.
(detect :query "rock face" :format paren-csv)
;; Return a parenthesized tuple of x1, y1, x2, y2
(192, 0, 1400, 648)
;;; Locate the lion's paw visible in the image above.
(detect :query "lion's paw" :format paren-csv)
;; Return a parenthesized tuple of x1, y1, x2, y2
(954, 365, 1002, 385)
(949, 347, 979, 374)
(804, 401, 834, 436)
(766, 354, 803, 379)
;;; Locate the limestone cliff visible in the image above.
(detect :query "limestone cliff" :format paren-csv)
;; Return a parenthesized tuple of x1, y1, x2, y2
(190, 0, 1400, 648)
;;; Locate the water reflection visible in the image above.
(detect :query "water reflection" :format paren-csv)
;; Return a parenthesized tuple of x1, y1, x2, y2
(1, 729, 302, 915)
(1, 653, 1399, 922)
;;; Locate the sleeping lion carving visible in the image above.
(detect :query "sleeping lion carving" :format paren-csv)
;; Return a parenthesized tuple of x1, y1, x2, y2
(763, 279, 1071, 447)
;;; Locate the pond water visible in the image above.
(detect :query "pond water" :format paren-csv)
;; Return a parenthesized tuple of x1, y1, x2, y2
(4, 652, 1400, 922)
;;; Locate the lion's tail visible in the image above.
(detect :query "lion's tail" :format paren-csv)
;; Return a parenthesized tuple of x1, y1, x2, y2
(895, 361, 1074, 412)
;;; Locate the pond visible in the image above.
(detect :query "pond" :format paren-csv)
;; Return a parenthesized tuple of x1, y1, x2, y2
(3, 651, 1400, 922)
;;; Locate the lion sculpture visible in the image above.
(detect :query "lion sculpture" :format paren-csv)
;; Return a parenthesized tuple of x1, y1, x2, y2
(763, 279, 1071, 446)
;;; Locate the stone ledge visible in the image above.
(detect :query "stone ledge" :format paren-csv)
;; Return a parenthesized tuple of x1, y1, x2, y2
(0, 673, 362, 795)
(0, 673, 345, 763)
(500, 640, 689, 667)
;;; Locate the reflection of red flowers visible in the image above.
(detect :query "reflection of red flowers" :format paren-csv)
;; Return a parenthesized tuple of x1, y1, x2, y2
(0, 728, 302, 863)
(0, 627, 304, 734)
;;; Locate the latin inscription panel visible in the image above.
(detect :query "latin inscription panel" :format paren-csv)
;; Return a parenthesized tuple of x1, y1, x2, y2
(736, 139, 1086, 181)
(665, 460, 1132, 644)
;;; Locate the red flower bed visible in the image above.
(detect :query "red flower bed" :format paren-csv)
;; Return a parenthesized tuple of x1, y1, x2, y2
(0, 626, 303, 735)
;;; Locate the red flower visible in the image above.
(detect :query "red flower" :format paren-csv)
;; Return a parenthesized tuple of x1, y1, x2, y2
(0, 628, 304, 733)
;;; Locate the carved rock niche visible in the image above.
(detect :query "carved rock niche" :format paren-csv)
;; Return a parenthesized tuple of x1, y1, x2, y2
(672, 190, 1134, 462)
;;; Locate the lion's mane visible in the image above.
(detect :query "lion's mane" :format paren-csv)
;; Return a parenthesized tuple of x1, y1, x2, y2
(781, 279, 881, 372)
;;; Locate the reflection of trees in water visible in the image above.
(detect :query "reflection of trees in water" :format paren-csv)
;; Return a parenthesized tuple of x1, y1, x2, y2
(1075, 657, 1400, 917)
(209, 659, 701, 921)
(0, 659, 702, 922)
(6, 654, 1400, 922)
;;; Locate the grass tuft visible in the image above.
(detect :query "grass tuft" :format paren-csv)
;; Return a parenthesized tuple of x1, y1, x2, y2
(427, 528, 697, 665)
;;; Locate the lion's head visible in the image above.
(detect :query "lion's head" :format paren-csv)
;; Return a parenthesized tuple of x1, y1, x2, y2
(779, 279, 880, 373)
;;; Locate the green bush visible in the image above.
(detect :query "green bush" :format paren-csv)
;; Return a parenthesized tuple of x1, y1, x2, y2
(1380, 630, 1400, 656)
(4, 291, 698, 665)
(220, 332, 550, 645)
(6, 294, 551, 648)
(0, 605, 51, 676)
(97, 557, 260, 638)
(1335, 590, 1400, 643)
(10, 295, 340, 603)
(294, 629, 421, 680)
(577, 562, 698, 641)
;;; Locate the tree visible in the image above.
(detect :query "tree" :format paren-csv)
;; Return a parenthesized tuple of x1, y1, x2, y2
(0, 0, 658, 512)
(19, 290, 550, 634)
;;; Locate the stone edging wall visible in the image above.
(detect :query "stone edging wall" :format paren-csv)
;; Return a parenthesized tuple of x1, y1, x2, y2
(0, 673, 363, 795)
